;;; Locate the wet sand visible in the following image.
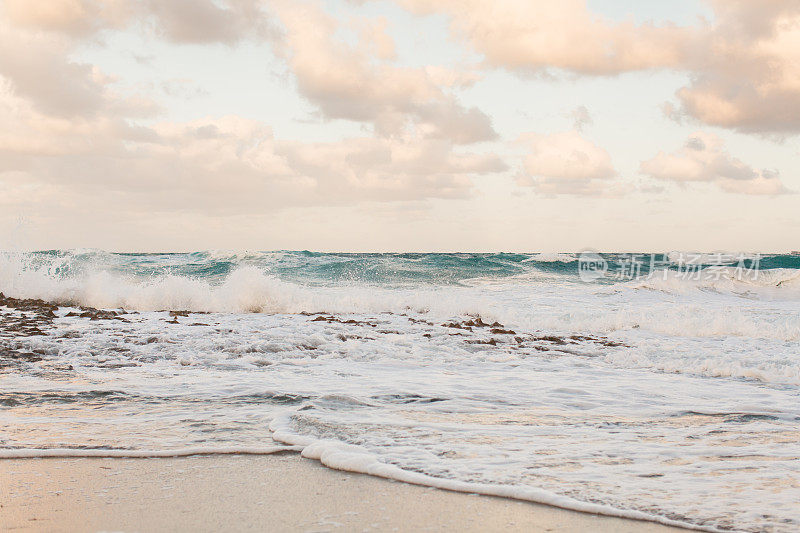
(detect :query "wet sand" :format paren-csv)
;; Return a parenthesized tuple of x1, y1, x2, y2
(0, 453, 689, 532)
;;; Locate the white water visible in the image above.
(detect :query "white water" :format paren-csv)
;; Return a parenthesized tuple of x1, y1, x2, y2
(2, 251, 799, 531)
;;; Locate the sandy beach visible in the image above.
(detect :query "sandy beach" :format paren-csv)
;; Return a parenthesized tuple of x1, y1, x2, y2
(0, 454, 689, 532)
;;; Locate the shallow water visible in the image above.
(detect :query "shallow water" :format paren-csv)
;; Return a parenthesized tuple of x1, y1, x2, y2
(1, 250, 799, 531)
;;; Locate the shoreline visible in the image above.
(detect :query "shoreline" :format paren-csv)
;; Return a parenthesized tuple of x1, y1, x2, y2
(0, 454, 690, 532)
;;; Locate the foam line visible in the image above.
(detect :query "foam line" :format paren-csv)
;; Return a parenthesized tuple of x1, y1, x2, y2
(269, 416, 721, 533)
(0, 445, 301, 459)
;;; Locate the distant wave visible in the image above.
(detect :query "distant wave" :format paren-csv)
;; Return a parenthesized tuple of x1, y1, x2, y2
(1, 250, 798, 317)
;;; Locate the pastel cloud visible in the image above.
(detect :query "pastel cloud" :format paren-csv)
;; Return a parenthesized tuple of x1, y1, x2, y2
(0, 0, 795, 233)
(393, 0, 694, 75)
(143, 0, 274, 44)
(391, 0, 800, 135)
(1, 0, 133, 37)
(1, 0, 494, 145)
(272, 1, 496, 144)
(0, 30, 156, 120)
(640, 132, 789, 195)
(8, 0, 800, 135)
(518, 130, 618, 196)
(1, 0, 273, 43)
(0, 100, 507, 214)
(674, 7, 800, 133)
(0, 0, 504, 218)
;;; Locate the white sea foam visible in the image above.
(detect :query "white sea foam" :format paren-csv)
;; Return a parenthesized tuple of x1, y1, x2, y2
(2, 303, 798, 530)
(627, 266, 800, 299)
(268, 417, 719, 532)
(2, 250, 800, 531)
(524, 253, 576, 262)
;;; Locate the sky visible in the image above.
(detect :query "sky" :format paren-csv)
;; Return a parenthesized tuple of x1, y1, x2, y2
(0, 0, 798, 252)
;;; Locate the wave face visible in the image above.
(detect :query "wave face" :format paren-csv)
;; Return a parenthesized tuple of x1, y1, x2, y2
(2, 250, 800, 531)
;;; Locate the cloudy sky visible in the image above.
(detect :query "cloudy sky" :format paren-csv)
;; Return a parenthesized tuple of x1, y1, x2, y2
(1, 0, 798, 252)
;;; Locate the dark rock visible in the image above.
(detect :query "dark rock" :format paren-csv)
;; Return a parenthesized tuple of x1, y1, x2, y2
(532, 335, 568, 345)
(466, 338, 498, 346)
(442, 322, 473, 331)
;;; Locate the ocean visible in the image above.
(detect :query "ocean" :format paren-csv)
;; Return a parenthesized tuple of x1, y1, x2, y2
(1, 250, 799, 531)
